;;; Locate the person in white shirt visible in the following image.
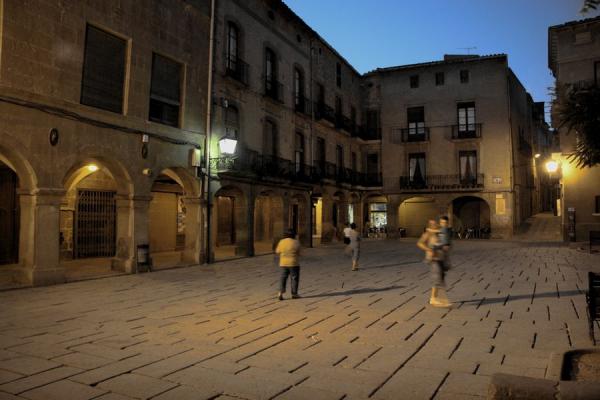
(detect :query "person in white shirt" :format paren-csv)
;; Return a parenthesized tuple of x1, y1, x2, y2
(343, 222, 352, 245)
(347, 223, 360, 271)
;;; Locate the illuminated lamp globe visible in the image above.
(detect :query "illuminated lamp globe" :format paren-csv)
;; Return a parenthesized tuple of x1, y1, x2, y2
(87, 164, 99, 172)
(545, 160, 559, 173)
(218, 137, 237, 155)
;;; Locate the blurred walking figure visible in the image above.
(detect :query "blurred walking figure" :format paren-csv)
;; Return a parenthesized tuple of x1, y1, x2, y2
(347, 223, 361, 271)
(275, 229, 301, 300)
(343, 222, 352, 245)
(438, 215, 452, 268)
(417, 220, 451, 307)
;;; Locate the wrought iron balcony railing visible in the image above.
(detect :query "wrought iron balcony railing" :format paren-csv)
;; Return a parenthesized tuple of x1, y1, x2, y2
(294, 95, 312, 116)
(399, 174, 484, 191)
(225, 55, 249, 85)
(399, 127, 430, 142)
(264, 78, 284, 103)
(451, 123, 482, 139)
(211, 151, 381, 187)
(314, 102, 336, 125)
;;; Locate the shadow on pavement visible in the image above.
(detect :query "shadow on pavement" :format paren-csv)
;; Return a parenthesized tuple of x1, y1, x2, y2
(458, 289, 582, 305)
(302, 285, 407, 298)
(363, 260, 422, 269)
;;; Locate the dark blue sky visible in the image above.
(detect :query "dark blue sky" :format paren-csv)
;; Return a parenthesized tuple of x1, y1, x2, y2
(284, 0, 598, 122)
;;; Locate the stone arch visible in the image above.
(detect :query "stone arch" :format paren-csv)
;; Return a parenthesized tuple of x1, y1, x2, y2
(449, 195, 491, 239)
(0, 143, 38, 268)
(59, 157, 134, 277)
(397, 196, 438, 237)
(148, 167, 201, 267)
(213, 185, 248, 261)
(254, 189, 284, 255)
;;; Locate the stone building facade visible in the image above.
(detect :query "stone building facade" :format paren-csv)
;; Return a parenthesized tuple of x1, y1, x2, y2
(0, 0, 211, 285)
(549, 16, 600, 242)
(0, 0, 545, 286)
(362, 55, 539, 238)
(208, 0, 381, 261)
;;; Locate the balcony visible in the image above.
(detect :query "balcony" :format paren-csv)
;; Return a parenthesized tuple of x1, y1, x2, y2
(314, 102, 336, 125)
(211, 151, 318, 184)
(225, 56, 249, 85)
(354, 125, 381, 141)
(294, 95, 312, 116)
(264, 78, 284, 103)
(399, 174, 484, 191)
(451, 123, 482, 139)
(400, 127, 430, 142)
(518, 135, 533, 156)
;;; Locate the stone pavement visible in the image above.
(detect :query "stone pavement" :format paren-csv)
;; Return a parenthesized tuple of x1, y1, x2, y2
(0, 239, 598, 400)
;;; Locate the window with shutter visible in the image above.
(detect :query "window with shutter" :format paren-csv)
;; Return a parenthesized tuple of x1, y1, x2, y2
(149, 53, 182, 127)
(80, 25, 126, 113)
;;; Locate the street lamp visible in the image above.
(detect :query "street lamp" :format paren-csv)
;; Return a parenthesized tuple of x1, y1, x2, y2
(218, 135, 238, 155)
(545, 160, 559, 174)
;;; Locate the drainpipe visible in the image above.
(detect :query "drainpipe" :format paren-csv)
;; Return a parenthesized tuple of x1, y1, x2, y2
(205, 0, 216, 263)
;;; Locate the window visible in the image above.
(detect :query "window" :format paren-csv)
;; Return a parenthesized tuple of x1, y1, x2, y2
(264, 119, 277, 156)
(336, 62, 342, 88)
(336, 145, 344, 172)
(460, 69, 470, 83)
(595, 61, 600, 86)
(351, 152, 357, 171)
(435, 72, 444, 86)
(294, 68, 304, 111)
(335, 96, 342, 117)
(366, 109, 380, 138)
(265, 48, 277, 97)
(350, 106, 357, 129)
(81, 25, 126, 113)
(226, 22, 238, 71)
(595, 195, 600, 214)
(410, 75, 419, 88)
(149, 53, 182, 127)
(457, 102, 476, 133)
(295, 132, 304, 173)
(316, 83, 325, 105)
(459, 151, 477, 183)
(224, 105, 239, 140)
(367, 153, 379, 176)
(407, 107, 425, 136)
(408, 153, 426, 186)
(316, 137, 326, 172)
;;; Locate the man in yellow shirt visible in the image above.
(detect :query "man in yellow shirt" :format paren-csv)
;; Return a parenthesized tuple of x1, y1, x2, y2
(275, 229, 301, 300)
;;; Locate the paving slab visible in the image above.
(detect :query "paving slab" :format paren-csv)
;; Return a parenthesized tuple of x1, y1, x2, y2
(0, 240, 597, 399)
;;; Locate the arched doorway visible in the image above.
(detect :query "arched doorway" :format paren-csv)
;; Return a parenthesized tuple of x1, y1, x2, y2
(365, 194, 388, 238)
(214, 185, 247, 261)
(254, 191, 284, 255)
(149, 171, 186, 268)
(0, 161, 19, 265)
(60, 158, 132, 279)
(398, 196, 438, 237)
(451, 196, 491, 239)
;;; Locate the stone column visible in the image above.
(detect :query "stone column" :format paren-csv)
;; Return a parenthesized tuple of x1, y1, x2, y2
(386, 195, 401, 236)
(18, 189, 65, 286)
(112, 195, 151, 274)
(243, 189, 255, 257)
(182, 196, 204, 264)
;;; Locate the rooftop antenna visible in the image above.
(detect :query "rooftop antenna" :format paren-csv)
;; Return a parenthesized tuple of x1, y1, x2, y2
(458, 46, 477, 54)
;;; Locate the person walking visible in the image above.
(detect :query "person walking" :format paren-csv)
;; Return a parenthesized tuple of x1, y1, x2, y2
(275, 229, 301, 300)
(343, 222, 352, 245)
(348, 222, 361, 271)
(417, 219, 451, 307)
(437, 215, 452, 269)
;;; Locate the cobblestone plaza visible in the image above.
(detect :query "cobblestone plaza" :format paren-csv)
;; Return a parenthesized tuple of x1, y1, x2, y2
(0, 236, 597, 399)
